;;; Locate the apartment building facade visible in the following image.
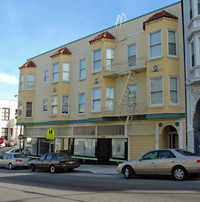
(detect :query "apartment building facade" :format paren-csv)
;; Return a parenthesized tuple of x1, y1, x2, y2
(17, 2, 186, 163)
(183, 0, 200, 155)
(0, 98, 18, 144)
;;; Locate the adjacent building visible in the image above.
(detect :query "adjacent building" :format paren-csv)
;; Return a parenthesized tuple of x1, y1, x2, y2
(0, 98, 18, 144)
(17, 2, 186, 163)
(183, 0, 200, 155)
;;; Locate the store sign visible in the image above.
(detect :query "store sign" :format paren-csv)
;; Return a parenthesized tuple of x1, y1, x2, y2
(46, 128, 55, 140)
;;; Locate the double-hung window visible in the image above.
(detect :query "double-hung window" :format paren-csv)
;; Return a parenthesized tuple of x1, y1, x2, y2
(25, 102, 33, 118)
(105, 87, 114, 112)
(18, 102, 22, 119)
(168, 30, 177, 57)
(169, 76, 179, 105)
(1, 108, 10, 121)
(62, 62, 70, 82)
(27, 74, 34, 90)
(61, 95, 69, 115)
(106, 48, 115, 71)
(127, 85, 137, 110)
(149, 30, 162, 59)
(191, 41, 195, 67)
(43, 99, 48, 112)
(79, 59, 86, 80)
(44, 70, 49, 83)
(93, 49, 102, 73)
(19, 74, 24, 91)
(53, 63, 59, 83)
(150, 77, 163, 107)
(51, 95, 58, 115)
(92, 87, 101, 112)
(128, 44, 137, 68)
(79, 93, 85, 114)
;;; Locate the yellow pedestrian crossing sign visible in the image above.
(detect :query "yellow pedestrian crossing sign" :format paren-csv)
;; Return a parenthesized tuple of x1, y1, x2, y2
(46, 128, 55, 139)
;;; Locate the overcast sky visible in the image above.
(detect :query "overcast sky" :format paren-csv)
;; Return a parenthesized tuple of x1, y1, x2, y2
(0, 0, 180, 100)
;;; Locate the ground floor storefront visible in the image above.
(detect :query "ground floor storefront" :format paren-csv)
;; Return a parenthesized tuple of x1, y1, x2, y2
(20, 116, 186, 164)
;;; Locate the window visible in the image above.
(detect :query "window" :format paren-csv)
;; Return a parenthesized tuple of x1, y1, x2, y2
(43, 99, 48, 112)
(92, 87, 101, 112)
(44, 70, 49, 83)
(25, 102, 33, 118)
(79, 58, 86, 80)
(79, 93, 85, 114)
(128, 44, 136, 67)
(149, 30, 162, 59)
(51, 95, 58, 115)
(190, 0, 193, 20)
(198, 0, 200, 15)
(19, 74, 24, 91)
(53, 63, 59, 83)
(168, 30, 177, 57)
(18, 102, 22, 119)
(150, 77, 163, 106)
(191, 41, 195, 67)
(169, 76, 179, 105)
(1, 128, 8, 140)
(127, 85, 137, 110)
(93, 49, 102, 73)
(62, 62, 70, 82)
(106, 48, 115, 71)
(105, 87, 114, 112)
(27, 74, 34, 90)
(61, 95, 69, 115)
(1, 108, 10, 121)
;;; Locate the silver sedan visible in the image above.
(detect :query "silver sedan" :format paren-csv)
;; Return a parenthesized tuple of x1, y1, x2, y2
(117, 149, 200, 181)
(0, 153, 29, 170)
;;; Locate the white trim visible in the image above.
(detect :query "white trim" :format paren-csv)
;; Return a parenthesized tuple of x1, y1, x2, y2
(52, 62, 59, 83)
(106, 48, 115, 71)
(168, 76, 179, 107)
(25, 101, 33, 119)
(79, 58, 86, 80)
(127, 43, 137, 68)
(42, 98, 48, 113)
(105, 87, 115, 112)
(78, 92, 85, 114)
(61, 94, 69, 116)
(62, 62, 70, 82)
(19, 74, 24, 91)
(44, 70, 49, 83)
(92, 48, 102, 73)
(167, 29, 178, 58)
(26, 73, 34, 91)
(91, 87, 101, 113)
(51, 95, 58, 116)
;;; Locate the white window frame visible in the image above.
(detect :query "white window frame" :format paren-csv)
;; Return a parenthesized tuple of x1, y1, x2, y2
(169, 76, 179, 106)
(79, 93, 85, 114)
(92, 87, 101, 113)
(62, 62, 70, 82)
(18, 101, 22, 119)
(42, 99, 48, 112)
(92, 48, 102, 73)
(26, 74, 34, 90)
(19, 74, 24, 91)
(25, 101, 33, 118)
(106, 48, 115, 71)
(127, 84, 137, 110)
(51, 95, 58, 116)
(128, 44, 137, 68)
(167, 29, 178, 57)
(52, 63, 59, 83)
(105, 87, 115, 112)
(149, 77, 164, 107)
(79, 58, 86, 80)
(149, 30, 162, 59)
(44, 70, 49, 83)
(61, 95, 69, 115)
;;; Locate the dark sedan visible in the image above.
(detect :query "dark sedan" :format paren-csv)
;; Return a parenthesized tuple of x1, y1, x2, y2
(28, 153, 80, 173)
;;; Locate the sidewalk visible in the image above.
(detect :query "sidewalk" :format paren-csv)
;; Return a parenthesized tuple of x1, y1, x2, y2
(76, 164, 118, 175)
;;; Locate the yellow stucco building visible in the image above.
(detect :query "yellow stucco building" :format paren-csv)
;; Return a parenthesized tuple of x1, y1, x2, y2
(17, 2, 185, 163)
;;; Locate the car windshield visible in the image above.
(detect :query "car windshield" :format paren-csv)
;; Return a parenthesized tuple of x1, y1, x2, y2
(176, 149, 196, 156)
(56, 153, 70, 159)
(13, 154, 26, 158)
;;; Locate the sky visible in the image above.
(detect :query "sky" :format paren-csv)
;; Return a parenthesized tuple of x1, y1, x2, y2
(0, 0, 180, 101)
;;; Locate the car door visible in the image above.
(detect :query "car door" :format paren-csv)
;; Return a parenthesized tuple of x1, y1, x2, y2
(37, 154, 47, 168)
(43, 154, 53, 169)
(134, 151, 158, 174)
(155, 150, 176, 174)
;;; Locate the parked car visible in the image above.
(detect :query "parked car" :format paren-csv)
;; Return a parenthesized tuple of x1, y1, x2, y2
(6, 147, 30, 154)
(117, 149, 200, 181)
(0, 153, 30, 169)
(0, 143, 5, 148)
(5, 141, 17, 147)
(28, 152, 80, 173)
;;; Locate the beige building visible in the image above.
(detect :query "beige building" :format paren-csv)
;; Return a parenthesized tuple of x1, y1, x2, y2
(17, 2, 186, 163)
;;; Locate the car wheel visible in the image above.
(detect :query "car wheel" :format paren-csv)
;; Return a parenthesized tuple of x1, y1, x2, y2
(124, 166, 134, 179)
(8, 163, 13, 170)
(50, 165, 56, 174)
(172, 166, 187, 181)
(68, 168, 74, 172)
(31, 164, 35, 172)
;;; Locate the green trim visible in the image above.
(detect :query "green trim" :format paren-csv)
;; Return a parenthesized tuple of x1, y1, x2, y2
(109, 158, 126, 162)
(71, 156, 97, 161)
(146, 113, 185, 119)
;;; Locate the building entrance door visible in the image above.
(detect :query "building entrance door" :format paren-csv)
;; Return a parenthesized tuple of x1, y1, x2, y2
(97, 138, 112, 164)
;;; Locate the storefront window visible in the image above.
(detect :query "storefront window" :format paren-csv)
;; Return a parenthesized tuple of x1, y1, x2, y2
(74, 139, 97, 157)
(31, 138, 38, 155)
(112, 139, 125, 159)
(39, 138, 49, 155)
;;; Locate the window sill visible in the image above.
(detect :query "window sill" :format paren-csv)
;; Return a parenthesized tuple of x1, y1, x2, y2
(148, 56, 163, 61)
